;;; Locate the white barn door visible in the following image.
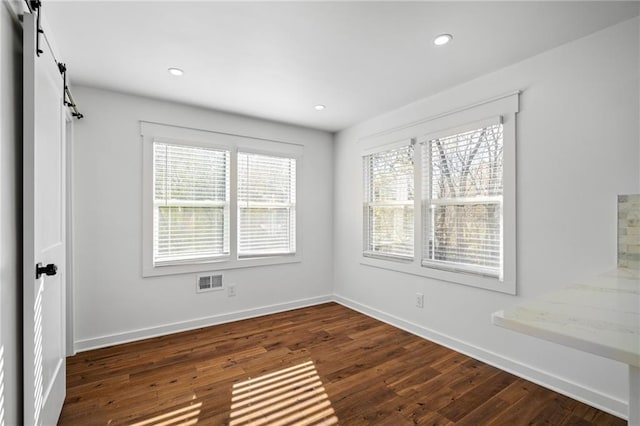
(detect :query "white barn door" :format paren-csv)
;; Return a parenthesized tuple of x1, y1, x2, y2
(23, 13, 67, 426)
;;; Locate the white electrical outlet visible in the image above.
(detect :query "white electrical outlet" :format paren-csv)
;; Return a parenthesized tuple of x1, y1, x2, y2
(228, 284, 236, 297)
(416, 293, 424, 308)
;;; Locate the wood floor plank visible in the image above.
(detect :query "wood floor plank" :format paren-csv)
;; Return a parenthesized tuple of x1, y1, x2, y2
(437, 370, 516, 422)
(59, 303, 624, 425)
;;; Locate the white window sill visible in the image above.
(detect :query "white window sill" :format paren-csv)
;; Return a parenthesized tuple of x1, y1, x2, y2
(360, 256, 515, 295)
(143, 254, 302, 277)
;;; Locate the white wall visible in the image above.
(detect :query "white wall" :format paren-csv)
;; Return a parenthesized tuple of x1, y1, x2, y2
(334, 17, 639, 418)
(71, 87, 334, 350)
(0, 1, 23, 425)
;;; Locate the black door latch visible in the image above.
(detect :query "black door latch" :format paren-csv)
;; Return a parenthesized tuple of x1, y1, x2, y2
(36, 263, 57, 279)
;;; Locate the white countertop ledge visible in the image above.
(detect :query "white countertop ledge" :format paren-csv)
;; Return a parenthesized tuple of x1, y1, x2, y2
(492, 268, 640, 367)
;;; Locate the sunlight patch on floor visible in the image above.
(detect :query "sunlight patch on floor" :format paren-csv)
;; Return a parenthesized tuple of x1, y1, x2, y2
(128, 401, 202, 426)
(230, 360, 338, 426)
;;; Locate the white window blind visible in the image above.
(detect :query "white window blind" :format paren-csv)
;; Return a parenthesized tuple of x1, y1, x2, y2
(422, 121, 503, 278)
(238, 152, 296, 257)
(153, 142, 230, 264)
(363, 144, 414, 260)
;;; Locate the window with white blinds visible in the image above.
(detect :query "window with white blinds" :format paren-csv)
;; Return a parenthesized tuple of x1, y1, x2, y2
(359, 93, 517, 293)
(238, 152, 296, 257)
(422, 122, 503, 278)
(153, 142, 230, 264)
(142, 121, 304, 277)
(363, 144, 414, 260)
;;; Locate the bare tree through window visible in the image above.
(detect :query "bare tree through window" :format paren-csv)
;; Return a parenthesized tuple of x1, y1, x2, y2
(423, 123, 503, 276)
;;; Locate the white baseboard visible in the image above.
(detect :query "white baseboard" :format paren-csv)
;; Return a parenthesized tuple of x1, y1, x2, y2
(333, 294, 628, 420)
(74, 294, 333, 352)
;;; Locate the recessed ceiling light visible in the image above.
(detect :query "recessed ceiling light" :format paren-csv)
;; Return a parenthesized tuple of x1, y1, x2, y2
(168, 67, 184, 76)
(314, 104, 326, 111)
(433, 34, 453, 46)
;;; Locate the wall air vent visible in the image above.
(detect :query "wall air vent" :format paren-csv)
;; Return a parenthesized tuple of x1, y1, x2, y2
(196, 273, 223, 293)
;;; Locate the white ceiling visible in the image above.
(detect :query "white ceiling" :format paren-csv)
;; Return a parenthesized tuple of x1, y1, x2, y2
(42, 1, 639, 132)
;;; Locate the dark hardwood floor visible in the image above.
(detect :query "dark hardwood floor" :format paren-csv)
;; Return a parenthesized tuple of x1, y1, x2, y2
(59, 303, 625, 425)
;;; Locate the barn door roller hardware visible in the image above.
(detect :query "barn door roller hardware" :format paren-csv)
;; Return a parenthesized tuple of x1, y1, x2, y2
(57, 63, 84, 119)
(24, 0, 85, 120)
(29, 0, 44, 56)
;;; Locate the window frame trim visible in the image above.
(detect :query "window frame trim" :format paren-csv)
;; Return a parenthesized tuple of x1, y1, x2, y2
(359, 92, 519, 295)
(141, 121, 302, 278)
